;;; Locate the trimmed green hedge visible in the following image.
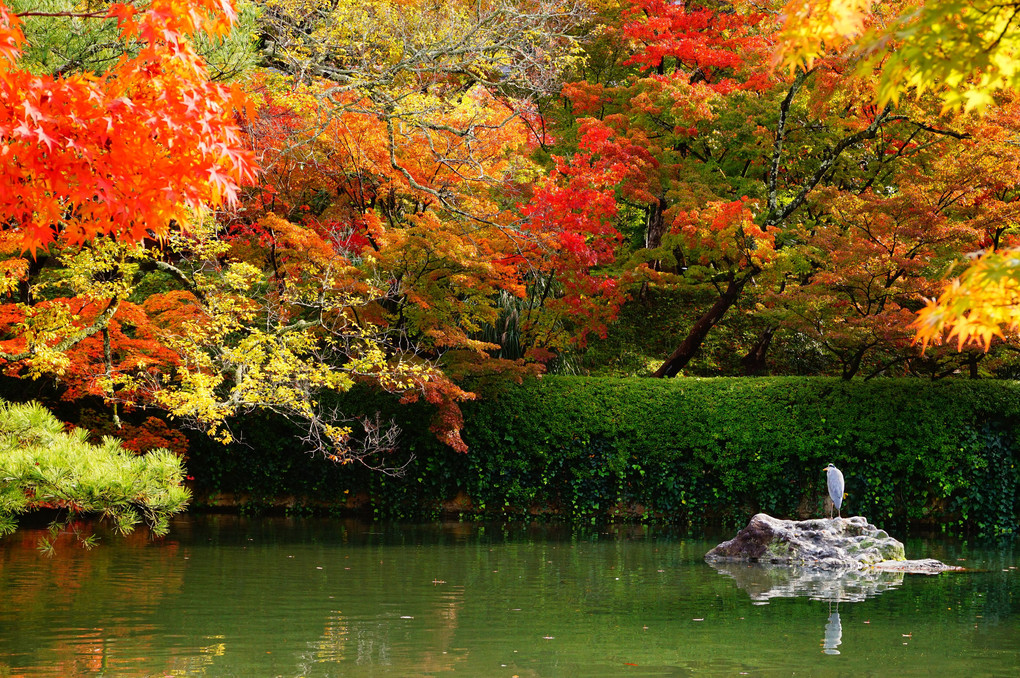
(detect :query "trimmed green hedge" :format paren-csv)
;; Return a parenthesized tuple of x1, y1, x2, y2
(187, 377, 1020, 534)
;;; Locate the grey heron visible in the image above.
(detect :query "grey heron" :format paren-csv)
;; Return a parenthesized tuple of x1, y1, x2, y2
(823, 463, 844, 519)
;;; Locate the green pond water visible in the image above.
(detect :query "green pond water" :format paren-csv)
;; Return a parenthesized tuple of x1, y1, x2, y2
(0, 516, 1017, 677)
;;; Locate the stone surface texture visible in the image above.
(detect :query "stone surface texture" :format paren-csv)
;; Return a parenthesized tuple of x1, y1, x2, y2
(705, 513, 962, 573)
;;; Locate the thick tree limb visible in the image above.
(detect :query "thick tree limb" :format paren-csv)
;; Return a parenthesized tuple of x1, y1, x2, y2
(652, 270, 757, 378)
(0, 297, 121, 363)
(767, 68, 813, 217)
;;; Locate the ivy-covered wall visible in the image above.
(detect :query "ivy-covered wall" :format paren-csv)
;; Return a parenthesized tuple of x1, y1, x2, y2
(186, 377, 1020, 535)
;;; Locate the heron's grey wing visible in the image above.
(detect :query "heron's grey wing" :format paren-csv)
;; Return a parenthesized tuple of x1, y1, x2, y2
(827, 469, 845, 510)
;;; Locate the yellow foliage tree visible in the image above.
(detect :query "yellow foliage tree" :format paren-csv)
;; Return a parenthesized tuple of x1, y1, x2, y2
(776, 0, 1020, 111)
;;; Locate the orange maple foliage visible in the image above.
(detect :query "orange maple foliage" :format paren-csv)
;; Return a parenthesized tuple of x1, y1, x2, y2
(0, 0, 254, 250)
(675, 197, 774, 269)
(232, 74, 547, 358)
(218, 72, 559, 453)
(0, 296, 181, 400)
(72, 407, 190, 456)
(537, 0, 1020, 379)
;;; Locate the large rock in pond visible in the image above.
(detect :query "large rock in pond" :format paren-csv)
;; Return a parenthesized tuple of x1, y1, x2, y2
(705, 514, 962, 573)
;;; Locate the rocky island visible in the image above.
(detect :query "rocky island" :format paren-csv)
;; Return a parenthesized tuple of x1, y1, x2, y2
(705, 513, 963, 574)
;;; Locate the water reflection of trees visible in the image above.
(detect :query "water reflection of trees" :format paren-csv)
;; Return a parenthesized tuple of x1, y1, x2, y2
(0, 517, 702, 675)
(0, 528, 187, 677)
(903, 538, 1018, 626)
(1, 519, 1016, 675)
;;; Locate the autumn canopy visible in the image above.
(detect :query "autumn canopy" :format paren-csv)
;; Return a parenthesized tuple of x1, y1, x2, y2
(0, 0, 1018, 470)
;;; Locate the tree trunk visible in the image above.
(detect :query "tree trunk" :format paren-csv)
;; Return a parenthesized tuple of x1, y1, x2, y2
(639, 197, 670, 300)
(645, 196, 669, 253)
(18, 256, 47, 305)
(968, 352, 983, 379)
(840, 345, 869, 380)
(653, 272, 752, 378)
(741, 326, 776, 376)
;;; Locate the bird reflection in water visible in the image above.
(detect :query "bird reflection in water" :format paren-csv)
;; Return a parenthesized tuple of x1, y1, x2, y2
(707, 562, 907, 658)
(822, 603, 842, 655)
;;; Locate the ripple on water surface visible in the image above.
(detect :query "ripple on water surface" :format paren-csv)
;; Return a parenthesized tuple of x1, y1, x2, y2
(0, 516, 1017, 677)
